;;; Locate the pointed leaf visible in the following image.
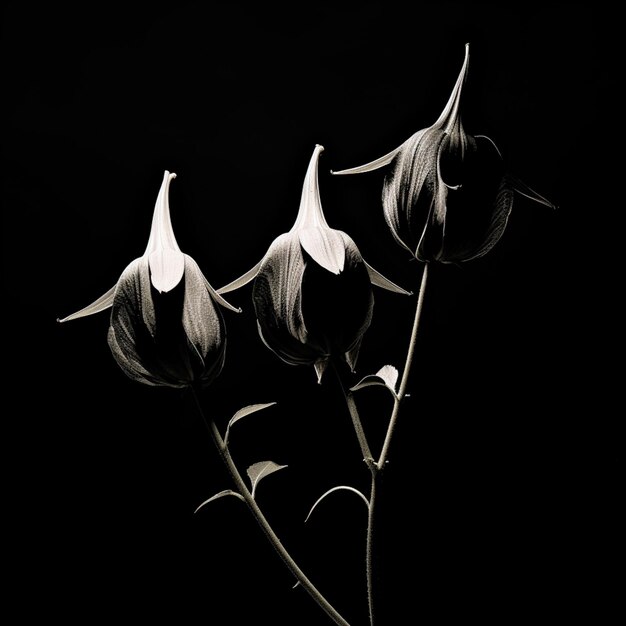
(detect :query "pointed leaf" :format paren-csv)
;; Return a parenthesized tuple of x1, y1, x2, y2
(247, 461, 288, 499)
(305, 485, 370, 523)
(194, 489, 245, 514)
(224, 402, 277, 446)
(350, 364, 399, 399)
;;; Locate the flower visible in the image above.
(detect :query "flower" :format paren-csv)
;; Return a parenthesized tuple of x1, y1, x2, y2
(58, 170, 239, 388)
(218, 144, 410, 383)
(331, 43, 555, 263)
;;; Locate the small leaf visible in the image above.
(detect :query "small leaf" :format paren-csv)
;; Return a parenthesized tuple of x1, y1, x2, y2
(305, 485, 370, 523)
(224, 402, 277, 446)
(247, 461, 288, 499)
(194, 489, 245, 514)
(350, 364, 399, 399)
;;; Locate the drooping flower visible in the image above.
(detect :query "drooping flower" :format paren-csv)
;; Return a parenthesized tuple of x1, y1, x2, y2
(58, 171, 239, 388)
(218, 144, 410, 383)
(331, 43, 555, 263)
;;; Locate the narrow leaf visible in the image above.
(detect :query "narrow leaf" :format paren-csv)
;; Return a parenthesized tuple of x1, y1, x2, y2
(194, 489, 245, 514)
(247, 461, 288, 499)
(305, 485, 370, 522)
(224, 402, 277, 445)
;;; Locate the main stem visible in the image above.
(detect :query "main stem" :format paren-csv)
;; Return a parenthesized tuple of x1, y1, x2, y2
(338, 262, 430, 626)
(190, 388, 351, 626)
(378, 262, 429, 468)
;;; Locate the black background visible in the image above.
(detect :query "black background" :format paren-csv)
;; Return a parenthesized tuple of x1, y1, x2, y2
(3, 2, 622, 625)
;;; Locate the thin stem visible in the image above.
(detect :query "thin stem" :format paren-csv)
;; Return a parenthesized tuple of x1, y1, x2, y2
(377, 262, 429, 468)
(334, 364, 375, 468)
(366, 473, 377, 626)
(190, 388, 351, 626)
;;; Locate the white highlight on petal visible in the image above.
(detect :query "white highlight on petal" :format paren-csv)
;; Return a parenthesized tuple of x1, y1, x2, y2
(291, 145, 345, 274)
(148, 249, 185, 293)
(144, 171, 181, 255)
(433, 42, 470, 133)
(144, 171, 185, 293)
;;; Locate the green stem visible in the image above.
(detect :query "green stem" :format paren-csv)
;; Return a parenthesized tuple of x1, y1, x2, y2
(377, 262, 429, 468)
(190, 388, 351, 626)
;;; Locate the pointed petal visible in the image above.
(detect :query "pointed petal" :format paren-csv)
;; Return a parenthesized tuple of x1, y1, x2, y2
(314, 358, 328, 384)
(216, 261, 262, 295)
(508, 173, 557, 209)
(433, 42, 470, 133)
(298, 227, 345, 274)
(345, 337, 362, 373)
(144, 171, 181, 256)
(330, 145, 403, 176)
(252, 234, 326, 367)
(57, 284, 116, 322)
(181, 255, 226, 362)
(143, 172, 185, 293)
(148, 248, 185, 294)
(291, 145, 328, 231)
(431, 135, 512, 262)
(204, 279, 242, 313)
(364, 262, 412, 295)
(106, 258, 165, 386)
(285, 144, 346, 274)
(459, 178, 515, 262)
(185, 257, 243, 313)
(382, 128, 443, 256)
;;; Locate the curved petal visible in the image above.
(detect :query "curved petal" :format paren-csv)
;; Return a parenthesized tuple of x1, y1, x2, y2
(300, 233, 374, 375)
(382, 128, 443, 256)
(364, 262, 412, 295)
(143, 171, 185, 293)
(118, 257, 156, 336)
(433, 42, 470, 134)
(57, 284, 116, 323)
(298, 226, 345, 275)
(289, 145, 346, 274)
(106, 258, 164, 385)
(148, 248, 185, 294)
(252, 233, 320, 366)
(330, 144, 403, 176)
(291, 145, 328, 231)
(434, 135, 511, 262)
(181, 255, 226, 367)
(144, 171, 181, 256)
(216, 261, 262, 295)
